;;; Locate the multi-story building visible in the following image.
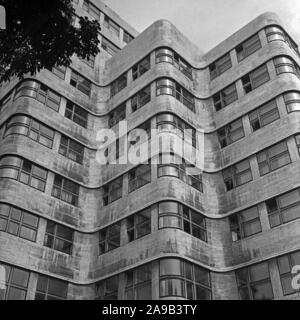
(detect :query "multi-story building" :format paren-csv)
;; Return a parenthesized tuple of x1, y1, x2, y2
(0, 0, 300, 300)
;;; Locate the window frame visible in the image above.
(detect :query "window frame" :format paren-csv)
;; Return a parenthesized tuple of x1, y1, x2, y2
(256, 140, 291, 176)
(209, 53, 232, 80)
(223, 159, 252, 191)
(0, 203, 39, 242)
(52, 174, 80, 206)
(58, 134, 84, 164)
(241, 64, 270, 94)
(65, 100, 88, 128)
(236, 33, 262, 62)
(44, 221, 74, 255)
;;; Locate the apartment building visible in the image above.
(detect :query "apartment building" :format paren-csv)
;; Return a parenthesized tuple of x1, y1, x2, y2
(0, 0, 300, 300)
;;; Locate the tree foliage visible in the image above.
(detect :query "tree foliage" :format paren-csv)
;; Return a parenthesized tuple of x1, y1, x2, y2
(0, 0, 100, 83)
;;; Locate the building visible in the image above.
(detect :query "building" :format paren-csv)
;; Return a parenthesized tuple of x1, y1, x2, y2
(0, 0, 300, 300)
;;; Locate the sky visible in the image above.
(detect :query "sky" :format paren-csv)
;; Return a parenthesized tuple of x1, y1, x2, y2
(104, 0, 300, 52)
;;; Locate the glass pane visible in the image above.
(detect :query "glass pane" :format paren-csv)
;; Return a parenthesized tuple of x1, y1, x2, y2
(8, 222, 19, 235)
(158, 202, 178, 214)
(249, 263, 269, 282)
(136, 282, 152, 300)
(159, 216, 181, 229)
(251, 282, 273, 300)
(281, 275, 295, 295)
(160, 259, 183, 276)
(36, 275, 48, 293)
(7, 287, 26, 300)
(160, 278, 184, 297)
(11, 268, 29, 287)
(20, 226, 36, 241)
(277, 256, 290, 274)
(195, 285, 211, 300)
(240, 207, 259, 222)
(278, 190, 300, 208)
(10, 208, 22, 221)
(236, 268, 248, 286)
(194, 266, 210, 286)
(0, 218, 7, 231)
(48, 279, 68, 298)
(282, 205, 300, 223)
(243, 220, 262, 237)
(0, 204, 10, 216)
(56, 225, 73, 241)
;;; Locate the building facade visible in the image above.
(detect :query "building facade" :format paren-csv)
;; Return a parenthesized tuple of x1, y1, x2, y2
(0, 0, 300, 300)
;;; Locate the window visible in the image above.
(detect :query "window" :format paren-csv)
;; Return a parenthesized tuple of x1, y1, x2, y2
(99, 223, 121, 254)
(158, 201, 207, 241)
(111, 73, 127, 97)
(83, 0, 100, 20)
(274, 56, 300, 77)
(160, 258, 211, 299)
(131, 85, 151, 112)
(277, 251, 300, 296)
(213, 83, 238, 111)
(209, 53, 232, 80)
(96, 275, 119, 300)
(217, 118, 244, 148)
(223, 159, 252, 191)
(14, 80, 61, 111)
(101, 37, 120, 56)
(59, 134, 84, 164)
(266, 189, 300, 227)
(0, 204, 39, 242)
(51, 65, 66, 79)
(125, 264, 152, 300)
(127, 208, 151, 242)
(0, 263, 29, 300)
(132, 56, 150, 81)
(236, 34, 261, 61)
(257, 141, 291, 176)
(70, 70, 92, 96)
(52, 175, 79, 206)
(128, 164, 151, 192)
(106, 136, 126, 164)
(284, 91, 300, 112)
(157, 113, 196, 147)
(123, 31, 133, 44)
(4, 115, 55, 148)
(242, 64, 270, 94)
(128, 120, 151, 148)
(265, 26, 299, 57)
(44, 221, 74, 254)
(109, 103, 126, 128)
(103, 16, 120, 37)
(249, 99, 280, 131)
(0, 93, 11, 113)
(0, 156, 47, 192)
(35, 275, 68, 300)
(229, 206, 262, 241)
(102, 176, 123, 205)
(296, 135, 300, 155)
(156, 79, 195, 112)
(236, 262, 273, 300)
(65, 100, 88, 128)
(155, 48, 193, 79)
(265, 25, 285, 42)
(158, 154, 203, 192)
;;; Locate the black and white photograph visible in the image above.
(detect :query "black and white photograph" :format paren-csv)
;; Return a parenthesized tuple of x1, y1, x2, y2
(0, 0, 300, 314)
